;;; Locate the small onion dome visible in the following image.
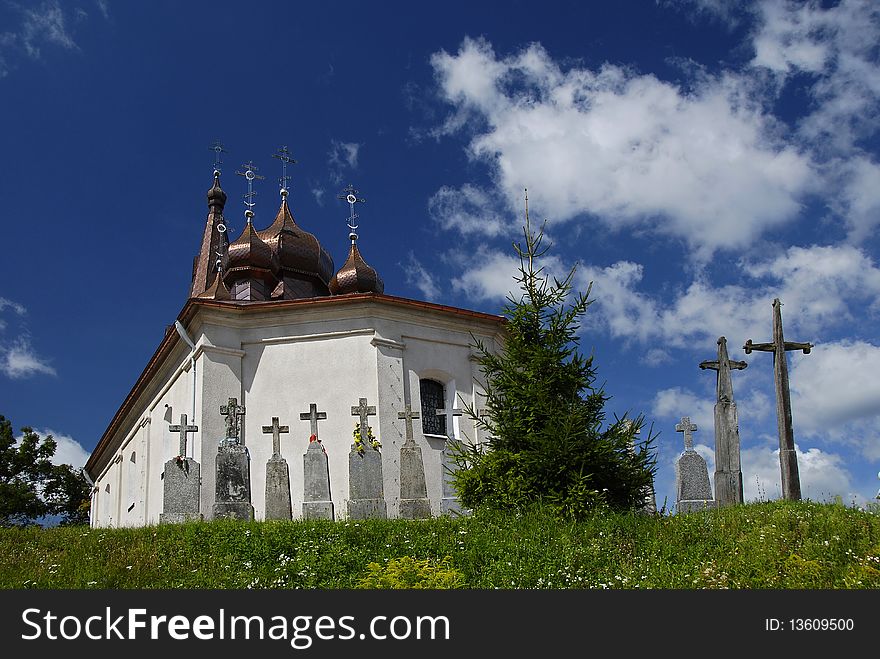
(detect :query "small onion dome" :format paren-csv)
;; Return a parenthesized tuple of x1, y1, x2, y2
(258, 198, 335, 287)
(223, 219, 278, 286)
(329, 242, 384, 295)
(207, 170, 227, 212)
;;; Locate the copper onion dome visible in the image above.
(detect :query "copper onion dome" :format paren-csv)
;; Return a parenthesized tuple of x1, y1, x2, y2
(223, 218, 278, 288)
(329, 242, 384, 295)
(258, 195, 335, 287)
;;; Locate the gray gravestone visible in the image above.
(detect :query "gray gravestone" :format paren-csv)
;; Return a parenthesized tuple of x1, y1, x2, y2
(212, 398, 255, 520)
(160, 414, 202, 523)
(346, 397, 385, 519)
(674, 417, 717, 514)
(303, 438, 334, 520)
(700, 336, 747, 507)
(397, 405, 432, 519)
(262, 417, 292, 521)
(744, 298, 813, 501)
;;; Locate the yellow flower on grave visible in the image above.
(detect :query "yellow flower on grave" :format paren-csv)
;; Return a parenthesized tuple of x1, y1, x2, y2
(353, 423, 379, 456)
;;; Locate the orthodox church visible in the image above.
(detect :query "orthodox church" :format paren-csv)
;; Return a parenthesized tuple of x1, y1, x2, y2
(84, 158, 505, 527)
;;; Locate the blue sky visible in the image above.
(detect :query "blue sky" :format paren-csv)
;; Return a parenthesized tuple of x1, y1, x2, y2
(1, 0, 879, 511)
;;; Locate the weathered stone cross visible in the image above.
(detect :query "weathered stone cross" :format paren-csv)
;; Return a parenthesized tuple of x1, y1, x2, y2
(675, 417, 698, 451)
(700, 336, 747, 403)
(397, 404, 420, 443)
(351, 397, 377, 435)
(261, 417, 289, 458)
(300, 403, 327, 440)
(744, 298, 812, 501)
(169, 414, 198, 457)
(219, 398, 245, 443)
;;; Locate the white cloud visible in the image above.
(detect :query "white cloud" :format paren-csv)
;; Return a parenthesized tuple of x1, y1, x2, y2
(828, 156, 880, 241)
(431, 37, 815, 260)
(401, 252, 441, 301)
(652, 387, 715, 437)
(789, 340, 880, 446)
(428, 184, 510, 237)
(742, 444, 858, 503)
(42, 430, 90, 469)
(750, 0, 880, 155)
(1, 336, 56, 378)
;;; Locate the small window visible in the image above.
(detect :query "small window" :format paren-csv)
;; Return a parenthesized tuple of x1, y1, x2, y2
(420, 378, 446, 436)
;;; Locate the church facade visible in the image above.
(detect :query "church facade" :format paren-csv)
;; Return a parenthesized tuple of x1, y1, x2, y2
(84, 168, 505, 527)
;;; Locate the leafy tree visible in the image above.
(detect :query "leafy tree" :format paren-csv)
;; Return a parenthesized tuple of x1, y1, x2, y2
(452, 210, 657, 519)
(0, 415, 91, 527)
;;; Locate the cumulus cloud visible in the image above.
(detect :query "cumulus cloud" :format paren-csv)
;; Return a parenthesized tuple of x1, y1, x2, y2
(430, 37, 815, 260)
(652, 387, 715, 435)
(42, 430, 90, 469)
(742, 444, 858, 503)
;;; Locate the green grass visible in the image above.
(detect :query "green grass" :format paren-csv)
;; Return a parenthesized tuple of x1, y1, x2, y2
(2, 500, 878, 589)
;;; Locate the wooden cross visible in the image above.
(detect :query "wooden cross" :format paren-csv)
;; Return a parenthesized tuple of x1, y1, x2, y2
(744, 298, 812, 501)
(397, 405, 420, 442)
(351, 397, 377, 435)
(699, 336, 747, 403)
(300, 403, 327, 440)
(219, 398, 245, 442)
(261, 416, 289, 458)
(675, 417, 698, 451)
(169, 414, 198, 457)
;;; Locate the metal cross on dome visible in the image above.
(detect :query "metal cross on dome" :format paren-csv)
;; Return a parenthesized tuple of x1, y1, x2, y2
(338, 183, 365, 243)
(236, 161, 264, 224)
(272, 145, 296, 197)
(209, 138, 227, 174)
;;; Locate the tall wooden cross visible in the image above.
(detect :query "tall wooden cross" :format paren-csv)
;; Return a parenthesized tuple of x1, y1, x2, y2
(398, 405, 420, 443)
(300, 403, 327, 440)
(169, 414, 198, 458)
(744, 298, 813, 501)
(700, 336, 747, 403)
(219, 398, 245, 443)
(351, 397, 377, 435)
(262, 417, 289, 458)
(675, 417, 698, 451)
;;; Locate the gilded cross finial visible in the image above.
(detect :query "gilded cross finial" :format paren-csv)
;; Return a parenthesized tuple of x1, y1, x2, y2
(272, 146, 296, 199)
(209, 139, 227, 175)
(338, 183, 365, 244)
(236, 161, 264, 224)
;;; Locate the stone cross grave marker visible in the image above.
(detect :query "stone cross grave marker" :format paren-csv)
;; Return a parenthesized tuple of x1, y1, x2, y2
(300, 403, 327, 440)
(700, 336, 747, 507)
(347, 396, 385, 519)
(160, 413, 202, 523)
(169, 413, 198, 458)
(220, 398, 245, 444)
(744, 298, 813, 501)
(398, 404, 431, 518)
(213, 397, 254, 520)
(262, 416, 289, 459)
(262, 416, 292, 520)
(674, 416, 716, 514)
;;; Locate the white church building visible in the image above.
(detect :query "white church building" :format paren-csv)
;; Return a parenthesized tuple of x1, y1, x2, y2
(84, 164, 505, 527)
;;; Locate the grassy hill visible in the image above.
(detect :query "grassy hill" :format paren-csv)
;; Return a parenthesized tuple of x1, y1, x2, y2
(2, 500, 878, 589)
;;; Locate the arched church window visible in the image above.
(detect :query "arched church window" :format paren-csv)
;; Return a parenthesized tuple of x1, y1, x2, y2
(420, 378, 446, 436)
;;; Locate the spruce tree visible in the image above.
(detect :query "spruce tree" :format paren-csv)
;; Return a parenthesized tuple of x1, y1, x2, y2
(453, 205, 656, 518)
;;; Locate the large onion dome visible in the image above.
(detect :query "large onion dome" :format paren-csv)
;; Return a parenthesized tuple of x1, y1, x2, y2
(258, 193, 335, 299)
